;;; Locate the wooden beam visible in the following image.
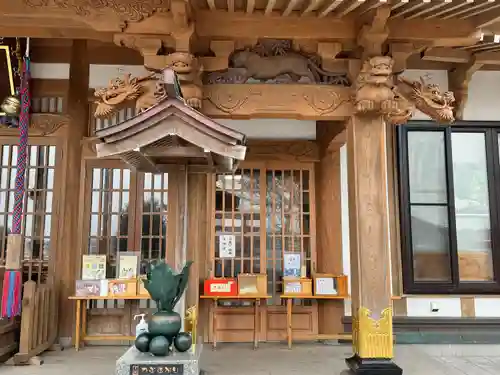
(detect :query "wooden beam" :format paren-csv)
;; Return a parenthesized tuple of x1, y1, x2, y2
(470, 4, 500, 28)
(316, 121, 345, 157)
(31, 44, 143, 65)
(143, 146, 207, 158)
(390, 42, 425, 73)
(194, 10, 478, 41)
(474, 50, 500, 65)
(357, 5, 390, 58)
(0, 23, 113, 40)
(422, 47, 471, 63)
(301, 0, 324, 16)
(405, 1, 452, 20)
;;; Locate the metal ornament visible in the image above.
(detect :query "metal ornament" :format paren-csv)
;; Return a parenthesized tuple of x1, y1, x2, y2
(1, 95, 21, 116)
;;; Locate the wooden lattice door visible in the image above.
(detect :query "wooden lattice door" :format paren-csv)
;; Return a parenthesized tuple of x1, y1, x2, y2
(210, 161, 317, 342)
(81, 160, 173, 341)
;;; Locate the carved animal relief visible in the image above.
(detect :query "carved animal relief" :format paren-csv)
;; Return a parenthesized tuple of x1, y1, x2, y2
(394, 76, 455, 124)
(353, 56, 455, 124)
(204, 39, 349, 86)
(354, 56, 396, 115)
(93, 72, 166, 118)
(165, 52, 203, 109)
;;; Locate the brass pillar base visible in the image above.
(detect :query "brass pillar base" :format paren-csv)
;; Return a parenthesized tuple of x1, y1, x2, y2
(345, 354, 402, 375)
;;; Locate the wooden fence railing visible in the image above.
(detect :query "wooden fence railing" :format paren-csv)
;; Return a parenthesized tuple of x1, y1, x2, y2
(0, 319, 18, 363)
(12, 281, 59, 365)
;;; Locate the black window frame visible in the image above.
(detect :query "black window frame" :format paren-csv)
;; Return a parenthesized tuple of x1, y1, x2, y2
(398, 121, 500, 294)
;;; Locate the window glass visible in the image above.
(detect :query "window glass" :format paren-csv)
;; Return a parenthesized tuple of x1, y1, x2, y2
(408, 131, 447, 204)
(411, 206, 451, 282)
(407, 131, 452, 282)
(452, 133, 493, 281)
(401, 127, 500, 292)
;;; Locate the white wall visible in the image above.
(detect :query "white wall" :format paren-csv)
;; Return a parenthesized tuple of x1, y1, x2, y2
(218, 119, 316, 139)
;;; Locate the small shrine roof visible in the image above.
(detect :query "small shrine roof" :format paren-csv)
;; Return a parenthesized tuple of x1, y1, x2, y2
(93, 69, 247, 173)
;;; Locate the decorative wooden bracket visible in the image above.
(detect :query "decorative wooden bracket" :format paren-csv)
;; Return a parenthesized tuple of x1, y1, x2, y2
(113, 34, 162, 57)
(448, 57, 484, 121)
(357, 6, 390, 58)
(170, 0, 195, 53)
(200, 40, 235, 72)
(390, 42, 427, 74)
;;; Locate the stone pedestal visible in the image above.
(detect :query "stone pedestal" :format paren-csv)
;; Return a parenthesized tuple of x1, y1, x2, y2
(116, 345, 203, 375)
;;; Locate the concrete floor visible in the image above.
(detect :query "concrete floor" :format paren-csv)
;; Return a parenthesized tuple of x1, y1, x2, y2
(2, 343, 500, 375)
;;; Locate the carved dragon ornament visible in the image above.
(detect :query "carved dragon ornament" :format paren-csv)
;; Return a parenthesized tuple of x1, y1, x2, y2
(93, 52, 203, 118)
(354, 56, 455, 124)
(93, 72, 167, 118)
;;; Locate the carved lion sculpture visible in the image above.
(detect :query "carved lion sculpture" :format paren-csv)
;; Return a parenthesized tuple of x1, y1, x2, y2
(165, 52, 203, 109)
(94, 73, 166, 118)
(354, 56, 397, 115)
(395, 76, 455, 124)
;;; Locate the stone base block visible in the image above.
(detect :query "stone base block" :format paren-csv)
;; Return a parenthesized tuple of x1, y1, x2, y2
(116, 344, 203, 375)
(345, 354, 402, 375)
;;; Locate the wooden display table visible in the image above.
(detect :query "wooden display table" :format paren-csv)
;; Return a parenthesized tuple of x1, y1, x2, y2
(200, 295, 271, 350)
(68, 295, 150, 351)
(280, 295, 402, 349)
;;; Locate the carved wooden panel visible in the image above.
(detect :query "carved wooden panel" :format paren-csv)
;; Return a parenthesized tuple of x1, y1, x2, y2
(203, 39, 350, 86)
(203, 84, 352, 120)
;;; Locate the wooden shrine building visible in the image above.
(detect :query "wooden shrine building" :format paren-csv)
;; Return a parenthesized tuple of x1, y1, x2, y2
(2, 0, 500, 373)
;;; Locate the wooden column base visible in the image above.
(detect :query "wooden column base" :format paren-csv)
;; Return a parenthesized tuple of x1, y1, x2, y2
(346, 355, 402, 375)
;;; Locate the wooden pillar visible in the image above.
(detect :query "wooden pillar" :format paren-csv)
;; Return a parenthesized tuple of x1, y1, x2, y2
(316, 147, 344, 335)
(55, 40, 89, 343)
(345, 82, 401, 373)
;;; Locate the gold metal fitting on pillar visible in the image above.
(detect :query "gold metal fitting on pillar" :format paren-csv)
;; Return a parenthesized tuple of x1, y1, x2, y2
(352, 307, 393, 358)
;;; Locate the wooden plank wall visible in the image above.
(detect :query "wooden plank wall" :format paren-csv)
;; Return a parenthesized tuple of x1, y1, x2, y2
(316, 146, 345, 334)
(186, 173, 209, 340)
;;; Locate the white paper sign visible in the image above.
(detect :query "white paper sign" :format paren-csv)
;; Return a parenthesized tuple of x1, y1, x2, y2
(284, 252, 301, 277)
(219, 234, 236, 258)
(315, 277, 337, 295)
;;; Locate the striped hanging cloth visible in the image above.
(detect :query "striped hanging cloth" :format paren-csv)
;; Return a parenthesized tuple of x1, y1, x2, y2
(1, 54, 30, 319)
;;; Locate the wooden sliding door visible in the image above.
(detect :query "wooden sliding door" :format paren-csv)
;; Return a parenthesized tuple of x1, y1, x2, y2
(209, 161, 317, 342)
(80, 159, 174, 341)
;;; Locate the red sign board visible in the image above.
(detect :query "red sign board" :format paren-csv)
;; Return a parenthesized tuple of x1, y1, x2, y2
(204, 278, 238, 297)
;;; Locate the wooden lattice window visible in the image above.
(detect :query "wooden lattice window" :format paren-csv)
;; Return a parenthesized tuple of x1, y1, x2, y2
(211, 163, 315, 306)
(83, 162, 171, 310)
(87, 165, 133, 278)
(139, 172, 168, 262)
(0, 142, 58, 283)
